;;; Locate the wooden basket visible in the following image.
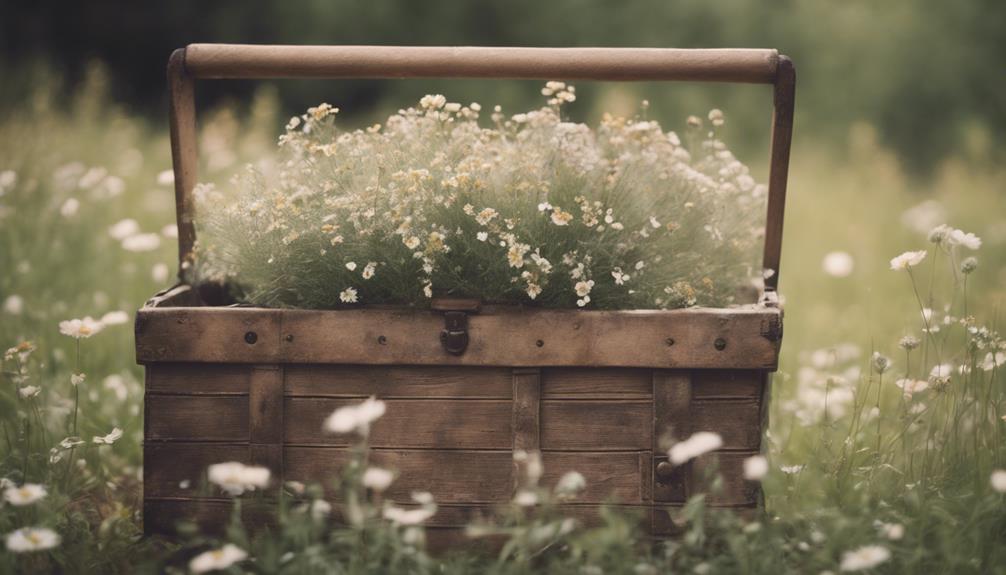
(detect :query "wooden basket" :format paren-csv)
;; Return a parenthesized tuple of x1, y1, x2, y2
(138, 44, 795, 543)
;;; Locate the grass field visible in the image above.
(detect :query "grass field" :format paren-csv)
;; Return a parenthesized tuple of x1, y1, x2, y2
(1, 74, 1004, 573)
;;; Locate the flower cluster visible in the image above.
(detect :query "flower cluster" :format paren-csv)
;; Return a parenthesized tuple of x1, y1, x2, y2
(194, 84, 766, 310)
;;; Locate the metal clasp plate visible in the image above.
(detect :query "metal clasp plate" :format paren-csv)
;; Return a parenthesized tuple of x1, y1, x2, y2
(440, 311, 469, 356)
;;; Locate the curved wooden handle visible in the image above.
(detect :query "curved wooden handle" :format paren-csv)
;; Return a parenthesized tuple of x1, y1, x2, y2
(168, 45, 794, 291)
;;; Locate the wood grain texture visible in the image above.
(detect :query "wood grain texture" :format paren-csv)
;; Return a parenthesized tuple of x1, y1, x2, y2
(540, 401, 651, 451)
(284, 365, 512, 398)
(183, 45, 780, 83)
(762, 55, 797, 290)
(249, 366, 284, 476)
(512, 369, 541, 452)
(284, 398, 512, 449)
(542, 368, 652, 399)
(145, 395, 248, 441)
(144, 443, 247, 498)
(653, 372, 692, 450)
(691, 401, 762, 450)
(145, 363, 250, 395)
(136, 306, 781, 369)
(691, 370, 764, 399)
(167, 49, 197, 274)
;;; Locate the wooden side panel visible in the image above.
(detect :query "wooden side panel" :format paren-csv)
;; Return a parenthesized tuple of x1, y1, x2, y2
(144, 443, 248, 498)
(136, 306, 782, 369)
(652, 452, 760, 506)
(692, 370, 763, 399)
(512, 369, 541, 452)
(541, 368, 652, 399)
(540, 402, 652, 451)
(249, 365, 284, 477)
(145, 363, 250, 394)
(691, 400, 762, 450)
(145, 395, 249, 441)
(284, 398, 512, 449)
(284, 365, 512, 398)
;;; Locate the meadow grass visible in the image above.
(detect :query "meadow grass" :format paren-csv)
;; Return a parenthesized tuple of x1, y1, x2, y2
(1, 74, 1004, 573)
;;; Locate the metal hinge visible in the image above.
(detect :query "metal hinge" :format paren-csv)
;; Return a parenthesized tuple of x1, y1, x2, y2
(432, 298, 481, 356)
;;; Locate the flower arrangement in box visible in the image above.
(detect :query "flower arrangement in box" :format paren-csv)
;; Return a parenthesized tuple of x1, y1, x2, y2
(192, 83, 766, 310)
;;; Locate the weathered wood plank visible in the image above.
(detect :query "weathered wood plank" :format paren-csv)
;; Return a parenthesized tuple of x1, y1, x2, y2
(512, 369, 541, 452)
(145, 363, 250, 395)
(284, 365, 513, 398)
(540, 401, 652, 451)
(145, 395, 248, 441)
(249, 366, 284, 477)
(653, 371, 692, 450)
(284, 399, 512, 449)
(136, 306, 782, 369)
(692, 400, 762, 450)
(692, 370, 764, 399)
(144, 443, 248, 498)
(136, 307, 281, 363)
(285, 448, 514, 503)
(542, 368, 652, 399)
(540, 451, 645, 503)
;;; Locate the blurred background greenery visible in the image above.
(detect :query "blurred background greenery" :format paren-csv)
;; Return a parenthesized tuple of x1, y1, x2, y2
(3, 0, 1005, 173)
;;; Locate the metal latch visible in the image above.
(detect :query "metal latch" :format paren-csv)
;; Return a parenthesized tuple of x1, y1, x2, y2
(440, 311, 469, 355)
(432, 298, 481, 356)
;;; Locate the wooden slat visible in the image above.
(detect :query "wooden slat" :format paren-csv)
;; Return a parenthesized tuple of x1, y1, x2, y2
(541, 451, 645, 503)
(145, 395, 248, 441)
(542, 368, 652, 399)
(284, 365, 512, 398)
(144, 443, 248, 498)
(540, 401, 651, 451)
(284, 398, 512, 449)
(652, 452, 759, 506)
(692, 370, 764, 399)
(145, 363, 250, 395)
(144, 497, 276, 536)
(692, 400, 762, 450)
(136, 308, 282, 363)
(653, 371, 693, 449)
(184, 45, 780, 84)
(285, 447, 513, 503)
(512, 369, 541, 452)
(249, 366, 284, 477)
(136, 306, 782, 369)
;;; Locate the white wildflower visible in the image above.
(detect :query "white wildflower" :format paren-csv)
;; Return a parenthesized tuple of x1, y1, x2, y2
(708, 109, 724, 127)
(780, 465, 804, 475)
(839, 545, 890, 572)
(339, 287, 358, 303)
(476, 231, 488, 242)
(822, 251, 854, 277)
(59, 317, 104, 339)
(554, 471, 587, 499)
(208, 462, 271, 496)
(345, 261, 357, 271)
(92, 427, 123, 445)
(108, 218, 140, 240)
(743, 455, 769, 480)
(362, 262, 377, 279)
(152, 263, 170, 283)
(3, 483, 47, 506)
(889, 250, 927, 270)
(668, 431, 723, 465)
(5, 527, 60, 553)
(404, 236, 421, 250)
(894, 378, 928, 398)
(3, 295, 23, 315)
(18, 385, 41, 399)
(100, 310, 129, 325)
(323, 396, 386, 435)
(189, 544, 248, 574)
(611, 268, 630, 285)
(121, 233, 161, 252)
(60, 197, 80, 217)
(513, 489, 539, 507)
(362, 467, 394, 492)
(71, 373, 86, 387)
(991, 469, 1006, 493)
(877, 522, 904, 540)
(948, 228, 981, 250)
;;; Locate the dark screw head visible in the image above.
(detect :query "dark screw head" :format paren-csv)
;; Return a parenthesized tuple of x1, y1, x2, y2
(244, 331, 258, 345)
(535, 339, 545, 348)
(665, 338, 676, 347)
(377, 335, 387, 345)
(284, 334, 294, 343)
(714, 337, 727, 351)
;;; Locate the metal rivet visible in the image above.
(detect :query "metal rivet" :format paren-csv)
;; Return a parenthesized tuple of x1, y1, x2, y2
(284, 334, 294, 343)
(535, 339, 545, 347)
(244, 331, 258, 345)
(377, 335, 387, 345)
(665, 338, 675, 347)
(714, 337, 727, 351)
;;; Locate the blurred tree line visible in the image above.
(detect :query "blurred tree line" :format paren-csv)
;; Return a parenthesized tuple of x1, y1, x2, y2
(1, 0, 1003, 173)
